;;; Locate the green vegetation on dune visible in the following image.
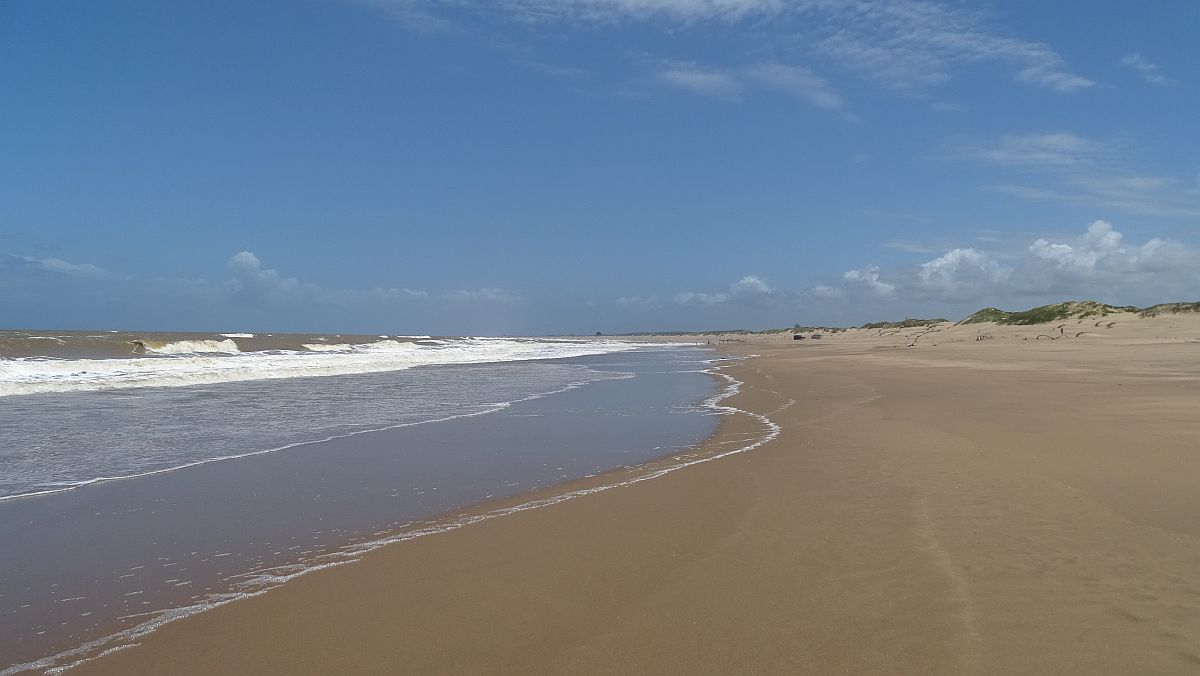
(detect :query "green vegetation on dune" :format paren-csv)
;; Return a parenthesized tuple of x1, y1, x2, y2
(960, 301, 1141, 326)
(1138, 302, 1200, 318)
(860, 318, 947, 329)
(604, 299, 1198, 337)
(958, 307, 1011, 324)
(615, 326, 845, 337)
(792, 325, 846, 334)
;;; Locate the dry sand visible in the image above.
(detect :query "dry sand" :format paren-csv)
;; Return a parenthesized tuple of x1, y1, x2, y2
(76, 313, 1200, 675)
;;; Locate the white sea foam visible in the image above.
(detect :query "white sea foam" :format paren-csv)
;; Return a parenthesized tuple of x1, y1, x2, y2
(299, 343, 352, 352)
(143, 339, 241, 355)
(219, 333, 255, 339)
(0, 338, 682, 396)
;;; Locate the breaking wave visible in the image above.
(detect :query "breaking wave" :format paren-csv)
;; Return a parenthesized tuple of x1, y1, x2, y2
(0, 338, 684, 396)
(142, 339, 242, 355)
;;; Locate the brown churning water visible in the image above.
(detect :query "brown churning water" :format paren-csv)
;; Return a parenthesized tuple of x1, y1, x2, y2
(0, 329, 435, 360)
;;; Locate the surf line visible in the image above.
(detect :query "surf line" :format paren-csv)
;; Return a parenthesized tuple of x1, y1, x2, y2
(0, 371, 635, 503)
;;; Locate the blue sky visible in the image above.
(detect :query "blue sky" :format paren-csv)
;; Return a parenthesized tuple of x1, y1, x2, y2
(2, 0, 1198, 334)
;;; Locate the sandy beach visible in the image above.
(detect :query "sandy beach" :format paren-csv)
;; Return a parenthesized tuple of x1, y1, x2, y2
(75, 313, 1200, 675)
(11, 3, 1197, 674)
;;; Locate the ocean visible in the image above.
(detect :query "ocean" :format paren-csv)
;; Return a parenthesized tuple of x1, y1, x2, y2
(0, 331, 735, 673)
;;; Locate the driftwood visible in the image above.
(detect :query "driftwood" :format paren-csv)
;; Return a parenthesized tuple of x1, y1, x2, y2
(905, 327, 941, 347)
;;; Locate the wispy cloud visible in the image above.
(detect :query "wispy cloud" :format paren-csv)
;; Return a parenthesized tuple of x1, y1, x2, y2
(953, 131, 1200, 217)
(615, 294, 662, 309)
(367, 1, 1095, 97)
(494, 0, 786, 23)
(861, 209, 933, 226)
(444, 287, 523, 304)
(801, 1, 1095, 94)
(745, 62, 844, 109)
(656, 61, 743, 98)
(988, 177, 1200, 219)
(654, 60, 846, 109)
(8, 254, 113, 279)
(881, 239, 942, 254)
(354, 0, 455, 33)
(929, 100, 966, 113)
(225, 251, 515, 306)
(957, 131, 1110, 167)
(1013, 63, 1095, 94)
(1120, 53, 1176, 86)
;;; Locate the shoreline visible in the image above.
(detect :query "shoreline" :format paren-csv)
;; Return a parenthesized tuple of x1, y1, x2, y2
(5, 353, 753, 675)
(57, 325, 1200, 674)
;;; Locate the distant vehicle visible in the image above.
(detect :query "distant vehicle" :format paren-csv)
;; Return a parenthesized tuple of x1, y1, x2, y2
(811, 333, 823, 340)
(793, 334, 805, 340)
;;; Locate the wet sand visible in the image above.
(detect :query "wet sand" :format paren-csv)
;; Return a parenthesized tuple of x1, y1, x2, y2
(77, 317, 1200, 675)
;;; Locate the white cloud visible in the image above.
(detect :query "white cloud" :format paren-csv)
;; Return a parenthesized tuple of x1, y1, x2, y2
(367, 286, 430, 301)
(745, 62, 844, 109)
(673, 274, 777, 306)
(731, 274, 772, 295)
(916, 248, 1010, 299)
(842, 265, 895, 296)
(227, 250, 313, 302)
(673, 290, 729, 305)
(1021, 220, 1198, 289)
(808, 284, 843, 299)
(1120, 53, 1176, 86)
(1029, 220, 1124, 272)
(811, 221, 1200, 306)
(13, 255, 112, 279)
(1010, 222, 1200, 300)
